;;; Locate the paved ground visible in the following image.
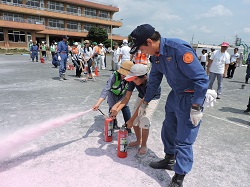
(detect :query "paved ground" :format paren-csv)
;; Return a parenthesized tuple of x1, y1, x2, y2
(0, 54, 249, 187)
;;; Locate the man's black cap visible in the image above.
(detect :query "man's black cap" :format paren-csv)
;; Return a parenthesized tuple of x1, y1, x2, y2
(129, 24, 155, 54)
(62, 35, 68, 39)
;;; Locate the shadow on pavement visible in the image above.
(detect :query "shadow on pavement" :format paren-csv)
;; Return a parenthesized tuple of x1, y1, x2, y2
(227, 117, 250, 126)
(218, 107, 246, 114)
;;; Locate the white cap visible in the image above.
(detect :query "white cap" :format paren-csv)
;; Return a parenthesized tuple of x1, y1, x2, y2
(30, 40, 32, 42)
(42, 41, 45, 44)
(73, 42, 78, 45)
(54, 42, 57, 45)
(98, 43, 103, 46)
(125, 64, 148, 81)
(123, 39, 128, 44)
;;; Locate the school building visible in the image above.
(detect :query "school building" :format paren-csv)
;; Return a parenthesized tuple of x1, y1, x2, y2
(0, 0, 124, 50)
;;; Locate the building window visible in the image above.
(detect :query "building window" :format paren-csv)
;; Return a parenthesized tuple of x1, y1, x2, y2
(27, 16, 44, 24)
(0, 28, 4, 41)
(26, 0, 40, 8)
(84, 7, 96, 17)
(99, 10, 110, 19)
(67, 5, 77, 14)
(8, 30, 25, 42)
(3, 12, 24, 22)
(67, 21, 78, 30)
(84, 23, 95, 32)
(2, 0, 22, 4)
(48, 19, 64, 29)
(47, 1, 64, 12)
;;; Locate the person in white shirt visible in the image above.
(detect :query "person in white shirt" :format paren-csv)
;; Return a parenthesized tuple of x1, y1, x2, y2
(207, 42, 230, 99)
(111, 43, 121, 71)
(199, 49, 208, 70)
(98, 43, 106, 69)
(226, 48, 239, 78)
(80, 40, 94, 80)
(118, 39, 131, 63)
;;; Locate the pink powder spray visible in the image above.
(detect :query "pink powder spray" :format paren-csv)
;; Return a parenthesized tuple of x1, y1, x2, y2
(0, 109, 92, 159)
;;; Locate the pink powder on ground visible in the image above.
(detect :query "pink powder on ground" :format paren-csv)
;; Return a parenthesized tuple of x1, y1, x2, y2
(0, 109, 92, 159)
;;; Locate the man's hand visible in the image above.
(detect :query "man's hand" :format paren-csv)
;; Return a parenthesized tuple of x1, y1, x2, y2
(110, 109, 118, 119)
(58, 55, 61, 61)
(138, 102, 148, 116)
(190, 109, 203, 126)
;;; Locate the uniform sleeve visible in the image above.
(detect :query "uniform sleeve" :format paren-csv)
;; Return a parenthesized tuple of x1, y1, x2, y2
(57, 42, 61, 53)
(176, 45, 208, 105)
(127, 82, 136, 92)
(99, 74, 116, 99)
(144, 62, 163, 103)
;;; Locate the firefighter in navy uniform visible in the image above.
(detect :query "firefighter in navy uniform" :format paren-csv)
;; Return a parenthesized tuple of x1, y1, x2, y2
(129, 24, 209, 187)
(92, 61, 134, 133)
(57, 35, 69, 81)
(30, 41, 39, 62)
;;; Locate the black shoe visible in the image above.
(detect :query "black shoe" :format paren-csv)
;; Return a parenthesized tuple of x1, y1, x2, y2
(168, 173, 185, 187)
(243, 108, 250, 113)
(149, 154, 175, 170)
(216, 96, 221, 99)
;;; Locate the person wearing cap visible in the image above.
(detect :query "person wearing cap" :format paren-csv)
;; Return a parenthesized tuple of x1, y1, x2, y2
(128, 24, 208, 186)
(110, 64, 161, 157)
(40, 41, 47, 58)
(98, 43, 106, 69)
(80, 40, 94, 81)
(92, 61, 134, 132)
(57, 35, 69, 80)
(118, 39, 131, 64)
(92, 42, 101, 71)
(30, 41, 39, 62)
(207, 42, 230, 99)
(226, 47, 239, 79)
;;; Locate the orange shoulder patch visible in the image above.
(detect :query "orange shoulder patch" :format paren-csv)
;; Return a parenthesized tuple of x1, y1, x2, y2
(183, 52, 194, 64)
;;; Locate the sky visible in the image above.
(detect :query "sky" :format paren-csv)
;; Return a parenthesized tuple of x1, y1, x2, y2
(93, 0, 250, 46)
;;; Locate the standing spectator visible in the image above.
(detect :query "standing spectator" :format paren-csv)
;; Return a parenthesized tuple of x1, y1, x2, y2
(92, 61, 134, 132)
(71, 42, 82, 78)
(92, 42, 101, 70)
(208, 47, 215, 59)
(29, 40, 33, 61)
(81, 40, 94, 81)
(227, 48, 239, 79)
(30, 41, 39, 62)
(128, 24, 208, 187)
(238, 52, 243, 67)
(118, 39, 131, 64)
(57, 35, 69, 81)
(111, 43, 120, 71)
(99, 43, 106, 69)
(199, 49, 208, 70)
(40, 41, 47, 58)
(245, 52, 250, 84)
(207, 42, 230, 99)
(50, 42, 56, 59)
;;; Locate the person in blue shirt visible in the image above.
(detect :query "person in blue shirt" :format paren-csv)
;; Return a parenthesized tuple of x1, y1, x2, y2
(57, 35, 69, 81)
(30, 42, 39, 62)
(129, 24, 209, 187)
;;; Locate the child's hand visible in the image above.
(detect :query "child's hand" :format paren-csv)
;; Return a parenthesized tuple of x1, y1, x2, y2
(126, 119, 133, 129)
(92, 104, 99, 111)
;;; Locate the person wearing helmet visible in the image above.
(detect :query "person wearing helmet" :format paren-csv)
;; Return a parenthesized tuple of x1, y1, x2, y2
(92, 61, 134, 133)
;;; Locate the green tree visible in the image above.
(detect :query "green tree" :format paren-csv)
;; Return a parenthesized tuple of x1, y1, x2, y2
(87, 27, 108, 44)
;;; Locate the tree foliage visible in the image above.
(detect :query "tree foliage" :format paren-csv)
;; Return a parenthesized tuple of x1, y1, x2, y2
(87, 27, 108, 44)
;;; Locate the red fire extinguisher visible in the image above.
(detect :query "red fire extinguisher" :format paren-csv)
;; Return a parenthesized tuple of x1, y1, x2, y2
(117, 125, 128, 158)
(104, 118, 113, 142)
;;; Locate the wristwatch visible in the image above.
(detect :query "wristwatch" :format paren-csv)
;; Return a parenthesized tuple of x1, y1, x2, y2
(191, 105, 203, 111)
